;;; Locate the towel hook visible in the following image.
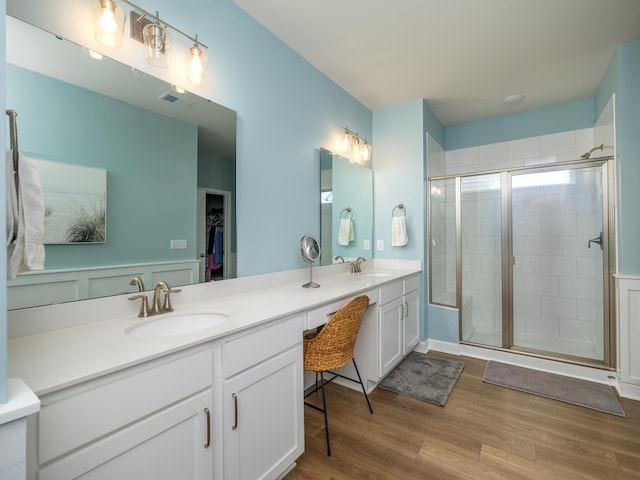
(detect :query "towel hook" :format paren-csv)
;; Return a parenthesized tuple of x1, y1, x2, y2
(392, 203, 406, 217)
(340, 207, 353, 219)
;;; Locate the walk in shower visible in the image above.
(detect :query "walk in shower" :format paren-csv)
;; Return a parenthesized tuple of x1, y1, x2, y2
(429, 158, 615, 367)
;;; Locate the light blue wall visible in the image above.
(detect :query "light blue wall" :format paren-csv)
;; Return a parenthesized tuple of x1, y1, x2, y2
(615, 40, 640, 275)
(444, 97, 595, 150)
(7, 65, 198, 269)
(173, 0, 373, 277)
(372, 100, 425, 261)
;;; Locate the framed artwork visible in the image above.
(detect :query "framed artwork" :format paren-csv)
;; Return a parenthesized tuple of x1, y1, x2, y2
(30, 158, 107, 244)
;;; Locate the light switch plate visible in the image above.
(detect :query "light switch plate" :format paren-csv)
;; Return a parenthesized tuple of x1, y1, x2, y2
(170, 239, 187, 249)
(377, 240, 384, 251)
(363, 239, 371, 250)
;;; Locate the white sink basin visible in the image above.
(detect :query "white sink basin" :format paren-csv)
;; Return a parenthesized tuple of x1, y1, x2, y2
(125, 312, 229, 337)
(358, 271, 393, 278)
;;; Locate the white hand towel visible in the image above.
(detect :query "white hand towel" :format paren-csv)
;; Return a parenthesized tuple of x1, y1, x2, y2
(391, 215, 408, 247)
(8, 153, 46, 279)
(337, 217, 353, 246)
(6, 151, 19, 245)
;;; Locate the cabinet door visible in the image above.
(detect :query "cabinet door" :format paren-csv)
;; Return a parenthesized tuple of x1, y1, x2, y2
(403, 290, 420, 354)
(223, 345, 303, 480)
(379, 298, 403, 377)
(39, 390, 213, 480)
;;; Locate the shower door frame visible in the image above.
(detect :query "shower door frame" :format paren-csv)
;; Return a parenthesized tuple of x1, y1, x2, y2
(429, 156, 616, 369)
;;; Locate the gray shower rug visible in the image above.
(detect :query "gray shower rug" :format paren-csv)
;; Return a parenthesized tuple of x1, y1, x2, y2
(483, 361, 625, 417)
(378, 352, 464, 406)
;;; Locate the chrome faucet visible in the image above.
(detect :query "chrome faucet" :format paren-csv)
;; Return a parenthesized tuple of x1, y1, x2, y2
(128, 281, 181, 317)
(129, 276, 145, 292)
(350, 257, 367, 274)
(334, 256, 345, 263)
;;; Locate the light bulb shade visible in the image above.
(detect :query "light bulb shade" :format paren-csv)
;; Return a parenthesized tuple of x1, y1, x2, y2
(186, 45, 208, 85)
(143, 22, 171, 68)
(93, 0, 125, 48)
(352, 136, 361, 160)
(361, 142, 371, 162)
(342, 132, 351, 152)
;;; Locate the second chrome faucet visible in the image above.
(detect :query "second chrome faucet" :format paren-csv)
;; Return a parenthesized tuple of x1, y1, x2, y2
(128, 280, 182, 317)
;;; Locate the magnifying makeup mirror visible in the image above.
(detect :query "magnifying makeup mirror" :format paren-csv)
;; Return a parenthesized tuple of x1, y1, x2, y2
(300, 234, 321, 288)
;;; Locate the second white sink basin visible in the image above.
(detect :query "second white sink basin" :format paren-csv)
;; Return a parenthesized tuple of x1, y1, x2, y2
(126, 312, 229, 337)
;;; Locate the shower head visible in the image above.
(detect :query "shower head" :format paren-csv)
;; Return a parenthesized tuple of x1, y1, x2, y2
(581, 144, 607, 159)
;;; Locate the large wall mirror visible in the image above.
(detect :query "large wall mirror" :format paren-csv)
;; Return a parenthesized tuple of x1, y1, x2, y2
(319, 148, 372, 266)
(6, 15, 237, 309)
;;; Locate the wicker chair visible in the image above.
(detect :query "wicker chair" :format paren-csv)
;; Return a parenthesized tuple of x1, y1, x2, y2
(303, 294, 373, 456)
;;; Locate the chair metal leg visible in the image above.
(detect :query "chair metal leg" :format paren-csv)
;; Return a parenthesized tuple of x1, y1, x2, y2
(352, 359, 373, 414)
(319, 372, 331, 456)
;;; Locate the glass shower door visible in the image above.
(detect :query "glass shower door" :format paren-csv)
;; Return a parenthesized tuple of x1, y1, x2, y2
(460, 173, 503, 348)
(510, 165, 607, 361)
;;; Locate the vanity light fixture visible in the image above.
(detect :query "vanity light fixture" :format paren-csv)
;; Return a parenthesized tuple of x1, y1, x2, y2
(342, 127, 372, 163)
(93, 0, 126, 48)
(142, 12, 171, 67)
(92, 0, 209, 84)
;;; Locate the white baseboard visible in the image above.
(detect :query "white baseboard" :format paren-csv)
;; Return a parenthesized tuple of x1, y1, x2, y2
(619, 382, 640, 402)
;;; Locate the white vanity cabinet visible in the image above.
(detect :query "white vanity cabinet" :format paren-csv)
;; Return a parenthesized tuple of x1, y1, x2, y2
(378, 274, 421, 378)
(31, 348, 214, 480)
(216, 314, 304, 480)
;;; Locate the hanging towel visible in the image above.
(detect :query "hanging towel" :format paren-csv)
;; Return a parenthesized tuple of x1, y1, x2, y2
(337, 217, 354, 246)
(7, 152, 46, 279)
(391, 215, 408, 247)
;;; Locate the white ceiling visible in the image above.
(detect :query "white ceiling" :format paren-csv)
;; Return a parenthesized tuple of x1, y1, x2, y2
(234, 0, 640, 126)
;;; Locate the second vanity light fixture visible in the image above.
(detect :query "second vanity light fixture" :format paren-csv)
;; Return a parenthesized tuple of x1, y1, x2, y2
(93, 0, 208, 85)
(341, 127, 372, 163)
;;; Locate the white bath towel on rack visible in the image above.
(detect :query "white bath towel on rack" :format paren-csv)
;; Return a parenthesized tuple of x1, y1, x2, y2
(337, 217, 354, 246)
(391, 215, 408, 247)
(7, 151, 46, 279)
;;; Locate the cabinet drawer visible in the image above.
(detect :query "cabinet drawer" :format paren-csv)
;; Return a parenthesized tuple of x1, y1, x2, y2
(305, 291, 376, 331)
(39, 349, 212, 464)
(404, 275, 420, 294)
(222, 315, 302, 378)
(379, 281, 403, 306)
(39, 390, 212, 480)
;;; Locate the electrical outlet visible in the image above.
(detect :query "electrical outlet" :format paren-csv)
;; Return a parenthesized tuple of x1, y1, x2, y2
(377, 240, 384, 251)
(170, 239, 187, 250)
(363, 239, 371, 250)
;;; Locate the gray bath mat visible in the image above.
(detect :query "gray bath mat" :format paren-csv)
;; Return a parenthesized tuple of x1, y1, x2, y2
(378, 352, 464, 406)
(483, 361, 625, 417)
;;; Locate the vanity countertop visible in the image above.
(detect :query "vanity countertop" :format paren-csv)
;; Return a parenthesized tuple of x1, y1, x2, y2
(8, 262, 421, 396)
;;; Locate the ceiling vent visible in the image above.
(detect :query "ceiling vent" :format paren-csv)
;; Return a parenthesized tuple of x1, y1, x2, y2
(158, 92, 194, 108)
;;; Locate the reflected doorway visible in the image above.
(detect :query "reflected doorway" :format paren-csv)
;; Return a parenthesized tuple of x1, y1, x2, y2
(197, 188, 232, 282)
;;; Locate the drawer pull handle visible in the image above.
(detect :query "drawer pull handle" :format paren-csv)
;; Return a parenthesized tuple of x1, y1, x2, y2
(232, 393, 239, 430)
(325, 310, 338, 317)
(204, 408, 211, 448)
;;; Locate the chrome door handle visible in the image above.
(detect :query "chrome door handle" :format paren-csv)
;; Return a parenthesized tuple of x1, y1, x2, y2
(204, 407, 211, 448)
(588, 232, 603, 250)
(232, 393, 238, 430)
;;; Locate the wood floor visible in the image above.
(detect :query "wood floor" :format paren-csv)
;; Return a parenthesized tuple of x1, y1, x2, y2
(285, 352, 640, 480)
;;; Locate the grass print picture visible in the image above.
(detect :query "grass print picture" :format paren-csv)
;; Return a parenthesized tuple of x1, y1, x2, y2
(32, 158, 107, 244)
